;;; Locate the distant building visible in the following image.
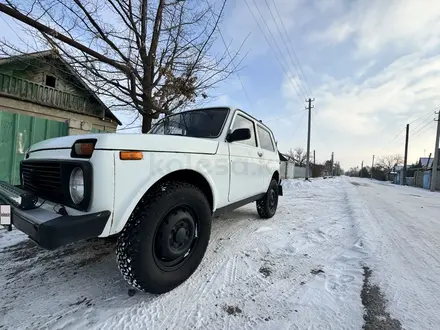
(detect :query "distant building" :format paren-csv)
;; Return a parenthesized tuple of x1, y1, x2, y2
(418, 151, 440, 168)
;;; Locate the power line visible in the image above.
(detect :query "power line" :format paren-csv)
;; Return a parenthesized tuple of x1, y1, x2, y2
(217, 28, 253, 109)
(384, 107, 438, 149)
(243, 0, 306, 106)
(289, 110, 307, 139)
(414, 122, 436, 139)
(311, 109, 326, 146)
(411, 120, 435, 139)
(265, 109, 307, 123)
(269, 0, 313, 96)
(387, 126, 406, 145)
(406, 109, 437, 133)
(249, 0, 305, 99)
(263, 0, 310, 98)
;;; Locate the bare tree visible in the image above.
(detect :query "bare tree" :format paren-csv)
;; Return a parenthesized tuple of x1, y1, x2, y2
(377, 154, 404, 172)
(0, 0, 245, 132)
(288, 147, 307, 166)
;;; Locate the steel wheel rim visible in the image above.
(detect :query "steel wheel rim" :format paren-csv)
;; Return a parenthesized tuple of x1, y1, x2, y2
(153, 204, 199, 271)
(268, 188, 278, 212)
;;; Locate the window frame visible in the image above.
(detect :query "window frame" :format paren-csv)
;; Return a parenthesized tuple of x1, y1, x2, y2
(227, 111, 258, 148)
(45, 74, 57, 88)
(256, 124, 276, 152)
(149, 107, 230, 139)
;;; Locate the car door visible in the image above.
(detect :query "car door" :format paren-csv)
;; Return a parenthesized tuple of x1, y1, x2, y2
(255, 123, 280, 190)
(227, 112, 264, 202)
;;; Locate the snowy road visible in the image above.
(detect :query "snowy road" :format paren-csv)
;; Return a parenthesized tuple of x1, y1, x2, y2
(0, 177, 439, 329)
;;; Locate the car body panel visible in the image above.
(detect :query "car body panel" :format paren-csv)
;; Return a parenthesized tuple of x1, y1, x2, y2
(3, 106, 281, 243)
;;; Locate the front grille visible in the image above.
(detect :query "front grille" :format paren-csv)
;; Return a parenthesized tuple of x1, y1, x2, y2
(21, 161, 65, 203)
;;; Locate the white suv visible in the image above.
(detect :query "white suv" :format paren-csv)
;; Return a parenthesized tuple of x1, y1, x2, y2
(0, 106, 282, 293)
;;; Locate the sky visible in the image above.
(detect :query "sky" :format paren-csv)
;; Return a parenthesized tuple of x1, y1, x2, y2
(1, 0, 440, 170)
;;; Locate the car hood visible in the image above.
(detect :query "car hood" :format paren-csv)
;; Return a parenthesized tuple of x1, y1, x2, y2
(29, 133, 220, 155)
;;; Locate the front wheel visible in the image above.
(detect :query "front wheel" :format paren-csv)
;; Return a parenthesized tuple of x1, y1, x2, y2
(116, 181, 212, 294)
(256, 179, 279, 219)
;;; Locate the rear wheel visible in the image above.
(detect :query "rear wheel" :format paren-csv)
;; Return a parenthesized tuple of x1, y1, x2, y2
(116, 181, 212, 294)
(256, 179, 279, 219)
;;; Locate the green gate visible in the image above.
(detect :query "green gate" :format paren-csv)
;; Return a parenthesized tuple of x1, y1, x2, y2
(0, 111, 68, 184)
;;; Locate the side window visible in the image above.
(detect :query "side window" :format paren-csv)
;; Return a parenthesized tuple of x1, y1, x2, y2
(257, 125, 275, 151)
(231, 114, 257, 147)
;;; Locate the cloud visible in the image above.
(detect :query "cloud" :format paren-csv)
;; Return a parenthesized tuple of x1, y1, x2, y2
(280, 51, 440, 168)
(310, 0, 440, 56)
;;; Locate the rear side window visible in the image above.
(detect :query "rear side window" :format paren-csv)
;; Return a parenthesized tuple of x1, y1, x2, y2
(257, 125, 275, 151)
(231, 114, 257, 147)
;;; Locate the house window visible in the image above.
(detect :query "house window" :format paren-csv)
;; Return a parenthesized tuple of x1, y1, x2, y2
(45, 75, 56, 88)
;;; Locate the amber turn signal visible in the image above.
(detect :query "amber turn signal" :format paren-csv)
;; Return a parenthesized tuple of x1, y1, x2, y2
(120, 151, 143, 160)
(74, 143, 95, 156)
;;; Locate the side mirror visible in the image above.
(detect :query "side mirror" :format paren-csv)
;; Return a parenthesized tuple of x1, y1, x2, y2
(226, 128, 251, 142)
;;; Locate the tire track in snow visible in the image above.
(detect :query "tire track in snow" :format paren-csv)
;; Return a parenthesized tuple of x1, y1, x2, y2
(2, 178, 368, 329)
(344, 178, 440, 329)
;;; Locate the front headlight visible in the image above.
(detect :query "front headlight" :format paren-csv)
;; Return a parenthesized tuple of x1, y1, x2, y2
(69, 167, 84, 204)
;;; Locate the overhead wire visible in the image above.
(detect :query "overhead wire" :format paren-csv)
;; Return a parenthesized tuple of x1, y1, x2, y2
(289, 110, 307, 139)
(410, 119, 435, 139)
(264, 109, 307, 123)
(387, 126, 406, 146)
(311, 109, 326, 146)
(217, 28, 253, 109)
(412, 121, 436, 140)
(269, 0, 313, 96)
(243, 0, 306, 106)
(263, 0, 310, 98)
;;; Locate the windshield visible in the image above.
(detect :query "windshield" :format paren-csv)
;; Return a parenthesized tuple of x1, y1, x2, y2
(149, 108, 229, 138)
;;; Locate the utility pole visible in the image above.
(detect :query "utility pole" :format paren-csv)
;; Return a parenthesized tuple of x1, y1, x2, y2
(331, 152, 334, 176)
(305, 98, 314, 180)
(431, 111, 440, 192)
(371, 155, 375, 180)
(402, 124, 409, 185)
(313, 150, 316, 166)
(361, 161, 364, 178)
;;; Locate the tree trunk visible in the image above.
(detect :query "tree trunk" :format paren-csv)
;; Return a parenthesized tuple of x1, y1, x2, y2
(142, 114, 152, 133)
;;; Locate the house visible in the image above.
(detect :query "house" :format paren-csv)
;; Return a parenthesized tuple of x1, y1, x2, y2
(389, 165, 404, 184)
(279, 152, 294, 179)
(418, 152, 440, 168)
(0, 49, 122, 184)
(419, 157, 433, 167)
(279, 151, 312, 179)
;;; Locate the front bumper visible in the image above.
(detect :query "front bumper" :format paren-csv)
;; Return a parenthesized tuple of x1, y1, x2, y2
(0, 181, 110, 250)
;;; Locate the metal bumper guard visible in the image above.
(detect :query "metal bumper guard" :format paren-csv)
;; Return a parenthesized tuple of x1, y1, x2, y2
(0, 181, 110, 250)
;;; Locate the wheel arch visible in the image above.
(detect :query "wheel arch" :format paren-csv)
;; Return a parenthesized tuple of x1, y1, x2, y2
(111, 168, 216, 234)
(272, 170, 280, 183)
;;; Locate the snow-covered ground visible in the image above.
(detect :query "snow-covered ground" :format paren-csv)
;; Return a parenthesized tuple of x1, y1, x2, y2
(0, 177, 439, 329)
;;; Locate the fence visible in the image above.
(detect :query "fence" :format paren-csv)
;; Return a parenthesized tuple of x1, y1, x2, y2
(280, 161, 308, 179)
(0, 111, 68, 184)
(408, 169, 440, 190)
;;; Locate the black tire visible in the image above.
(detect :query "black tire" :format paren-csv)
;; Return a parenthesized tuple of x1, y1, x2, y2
(116, 181, 212, 294)
(256, 179, 279, 219)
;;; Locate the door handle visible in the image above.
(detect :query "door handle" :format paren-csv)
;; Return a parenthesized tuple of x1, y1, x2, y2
(257, 151, 263, 157)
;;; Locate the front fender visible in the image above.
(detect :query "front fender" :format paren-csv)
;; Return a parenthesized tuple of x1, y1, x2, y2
(110, 152, 220, 235)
